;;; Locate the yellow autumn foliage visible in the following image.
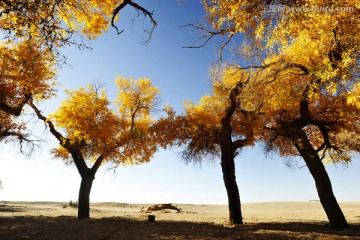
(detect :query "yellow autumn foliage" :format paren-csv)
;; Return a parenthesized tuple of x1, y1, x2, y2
(0, 40, 57, 107)
(203, 1, 360, 163)
(50, 76, 161, 166)
(116, 76, 160, 128)
(204, 0, 360, 80)
(179, 66, 259, 154)
(0, 0, 120, 44)
(347, 83, 360, 109)
(204, 0, 359, 45)
(50, 85, 119, 148)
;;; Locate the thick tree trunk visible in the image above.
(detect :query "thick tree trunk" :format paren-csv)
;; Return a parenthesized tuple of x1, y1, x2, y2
(220, 145, 243, 225)
(78, 173, 95, 219)
(290, 129, 348, 230)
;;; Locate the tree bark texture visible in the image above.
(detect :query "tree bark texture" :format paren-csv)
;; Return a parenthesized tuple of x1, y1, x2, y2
(220, 144, 243, 225)
(78, 173, 95, 219)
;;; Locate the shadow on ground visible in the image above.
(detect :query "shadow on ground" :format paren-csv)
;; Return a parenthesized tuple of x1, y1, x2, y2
(0, 215, 359, 240)
(0, 205, 27, 213)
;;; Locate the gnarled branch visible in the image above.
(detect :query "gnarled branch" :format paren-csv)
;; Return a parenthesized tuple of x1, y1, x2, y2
(112, 0, 157, 43)
(0, 94, 32, 116)
(28, 100, 91, 176)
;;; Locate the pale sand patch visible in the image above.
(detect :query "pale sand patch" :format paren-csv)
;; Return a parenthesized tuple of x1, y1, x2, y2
(0, 201, 359, 239)
(2, 201, 359, 224)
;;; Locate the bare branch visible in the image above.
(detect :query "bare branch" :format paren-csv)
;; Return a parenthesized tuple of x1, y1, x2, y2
(129, 1, 157, 43)
(182, 23, 221, 48)
(182, 23, 235, 59)
(111, 0, 157, 42)
(111, 0, 129, 34)
(218, 33, 234, 61)
(28, 100, 92, 176)
(27, 100, 66, 145)
(0, 126, 40, 157)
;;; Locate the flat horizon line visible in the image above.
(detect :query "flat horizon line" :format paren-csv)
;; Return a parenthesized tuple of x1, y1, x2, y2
(2, 200, 360, 205)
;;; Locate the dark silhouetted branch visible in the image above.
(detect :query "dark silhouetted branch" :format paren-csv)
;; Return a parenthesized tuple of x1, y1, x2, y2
(182, 23, 235, 60)
(111, 0, 157, 42)
(0, 94, 31, 116)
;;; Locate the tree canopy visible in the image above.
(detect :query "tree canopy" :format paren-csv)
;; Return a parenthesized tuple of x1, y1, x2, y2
(37, 76, 160, 168)
(199, 0, 360, 229)
(0, 40, 56, 115)
(0, 0, 157, 50)
(0, 40, 56, 149)
(199, 0, 360, 166)
(0, 0, 156, 153)
(29, 76, 161, 218)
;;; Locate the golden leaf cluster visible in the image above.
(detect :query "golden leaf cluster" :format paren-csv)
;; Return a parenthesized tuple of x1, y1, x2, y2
(50, 76, 161, 166)
(0, 0, 121, 48)
(203, 0, 360, 163)
(0, 40, 57, 108)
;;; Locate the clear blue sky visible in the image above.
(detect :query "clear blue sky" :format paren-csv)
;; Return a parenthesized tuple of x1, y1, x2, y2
(0, 1, 359, 204)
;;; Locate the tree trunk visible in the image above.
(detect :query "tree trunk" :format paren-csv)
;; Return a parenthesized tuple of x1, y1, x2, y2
(290, 129, 348, 230)
(220, 145, 243, 225)
(78, 173, 95, 219)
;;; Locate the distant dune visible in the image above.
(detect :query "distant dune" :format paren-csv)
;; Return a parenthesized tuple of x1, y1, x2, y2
(1, 201, 359, 239)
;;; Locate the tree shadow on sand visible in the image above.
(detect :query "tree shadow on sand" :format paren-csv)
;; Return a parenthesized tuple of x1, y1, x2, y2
(0, 204, 27, 213)
(0, 216, 359, 240)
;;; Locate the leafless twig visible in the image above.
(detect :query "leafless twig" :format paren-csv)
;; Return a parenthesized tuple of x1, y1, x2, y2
(111, 0, 157, 43)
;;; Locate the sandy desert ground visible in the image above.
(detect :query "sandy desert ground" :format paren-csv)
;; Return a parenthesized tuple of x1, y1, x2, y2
(0, 201, 359, 239)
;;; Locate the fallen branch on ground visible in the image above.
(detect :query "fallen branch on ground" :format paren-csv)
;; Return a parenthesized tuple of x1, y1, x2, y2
(141, 204, 181, 212)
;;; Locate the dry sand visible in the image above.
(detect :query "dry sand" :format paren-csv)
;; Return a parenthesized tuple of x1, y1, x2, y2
(0, 201, 359, 239)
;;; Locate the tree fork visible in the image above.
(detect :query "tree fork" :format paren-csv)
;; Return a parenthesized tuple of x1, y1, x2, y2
(217, 78, 249, 225)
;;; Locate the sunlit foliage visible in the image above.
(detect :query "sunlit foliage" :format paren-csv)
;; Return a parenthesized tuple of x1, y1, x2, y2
(29, 76, 161, 218)
(204, 0, 360, 48)
(201, 1, 359, 228)
(1, 0, 116, 47)
(0, 0, 156, 50)
(203, 0, 360, 164)
(116, 76, 160, 131)
(0, 40, 56, 149)
(0, 40, 56, 114)
(48, 76, 160, 167)
(157, 66, 257, 162)
(153, 66, 259, 224)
